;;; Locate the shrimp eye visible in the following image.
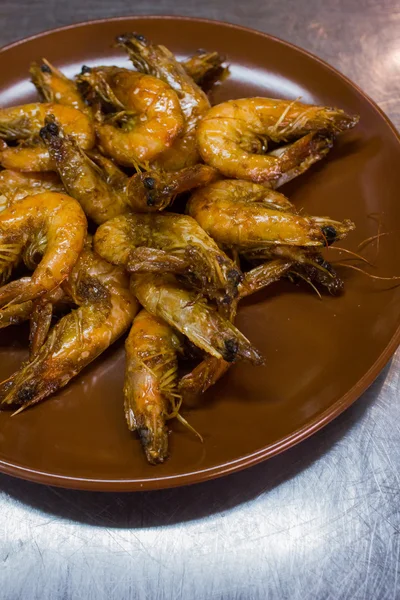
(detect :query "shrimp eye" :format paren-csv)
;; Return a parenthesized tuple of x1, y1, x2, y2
(223, 338, 239, 363)
(321, 225, 337, 245)
(227, 268, 243, 286)
(40, 64, 52, 73)
(45, 122, 59, 136)
(132, 33, 147, 43)
(143, 177, 156, 190)
(80, 65, 92, 74)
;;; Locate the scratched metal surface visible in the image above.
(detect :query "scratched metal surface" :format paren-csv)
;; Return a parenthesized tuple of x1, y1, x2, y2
(1, 1, 400, 599)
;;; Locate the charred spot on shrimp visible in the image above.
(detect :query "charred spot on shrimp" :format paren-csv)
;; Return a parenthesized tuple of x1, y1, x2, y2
(40, 64, 52, 74)
(80, 65, 92, 74)
(143, 176, 156, 190)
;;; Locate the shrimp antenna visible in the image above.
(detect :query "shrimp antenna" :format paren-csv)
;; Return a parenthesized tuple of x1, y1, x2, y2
(336, 263, 400, 281)
(357, 232, 390, 252)
(328, 246, 373, 266)
(288, 270, 322, 299)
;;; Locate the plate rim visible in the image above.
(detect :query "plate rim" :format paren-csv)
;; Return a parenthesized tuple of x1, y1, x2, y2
(0, 14, 399, 491)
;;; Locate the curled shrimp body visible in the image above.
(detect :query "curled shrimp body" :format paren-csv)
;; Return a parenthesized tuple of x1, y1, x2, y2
(187, 180, 355, 249)
(0, 248, 138, 410)
(130, 273, 263, 364)
(117, 33, 211, 170)
(94, 212, 243, 305)
(40, 119, 130, 224)
(127, 164, 219, 212)
(197, 97, 359, 182)
(0, 102, 95, 171)
(78, 66, 184, 167)
(124, 309, 182, 464)
(0, 192, 87, 325)
(30, 59, 87, 111)
(0, 169, 64, 209)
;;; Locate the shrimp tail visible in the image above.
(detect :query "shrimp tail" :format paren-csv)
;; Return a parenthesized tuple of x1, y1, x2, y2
(182, 50, 228, 91)
(179, 355, 230, 400)
(271, 132, 334, 188)
(239, 259, 294, 297)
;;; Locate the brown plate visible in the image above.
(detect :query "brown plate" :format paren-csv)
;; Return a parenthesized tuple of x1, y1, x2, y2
(0, 16, 399, 491)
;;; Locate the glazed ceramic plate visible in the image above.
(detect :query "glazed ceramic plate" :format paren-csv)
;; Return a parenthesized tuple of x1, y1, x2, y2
(0, 16, 399, 491)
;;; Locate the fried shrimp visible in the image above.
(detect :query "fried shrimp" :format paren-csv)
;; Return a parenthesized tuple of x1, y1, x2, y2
(94, 212, 243, 305)
(117, 33, 211, 170)
(0, 248, 138, 410)
(30, 59, 87, 111)
(197, 97, 359, 182)
(0, 169, 64, 209)
(187, 180, 355, 248)
(0, 102, 95, 171)
(130, 273, 263, 364)
(77, 66, 184, 166)
(124, 309, 183, 464)
(40, 118, 130, 224)
(0, 192, 87, 325)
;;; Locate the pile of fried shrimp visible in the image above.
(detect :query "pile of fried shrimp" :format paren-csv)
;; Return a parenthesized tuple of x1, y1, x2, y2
(0, 33, 360, 464)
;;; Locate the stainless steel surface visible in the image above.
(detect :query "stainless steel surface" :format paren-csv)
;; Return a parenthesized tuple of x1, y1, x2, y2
(1, 2, 400, 598)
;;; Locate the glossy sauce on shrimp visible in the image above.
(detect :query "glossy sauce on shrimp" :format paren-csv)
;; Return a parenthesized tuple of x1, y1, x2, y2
(197, 97, 358, 183)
